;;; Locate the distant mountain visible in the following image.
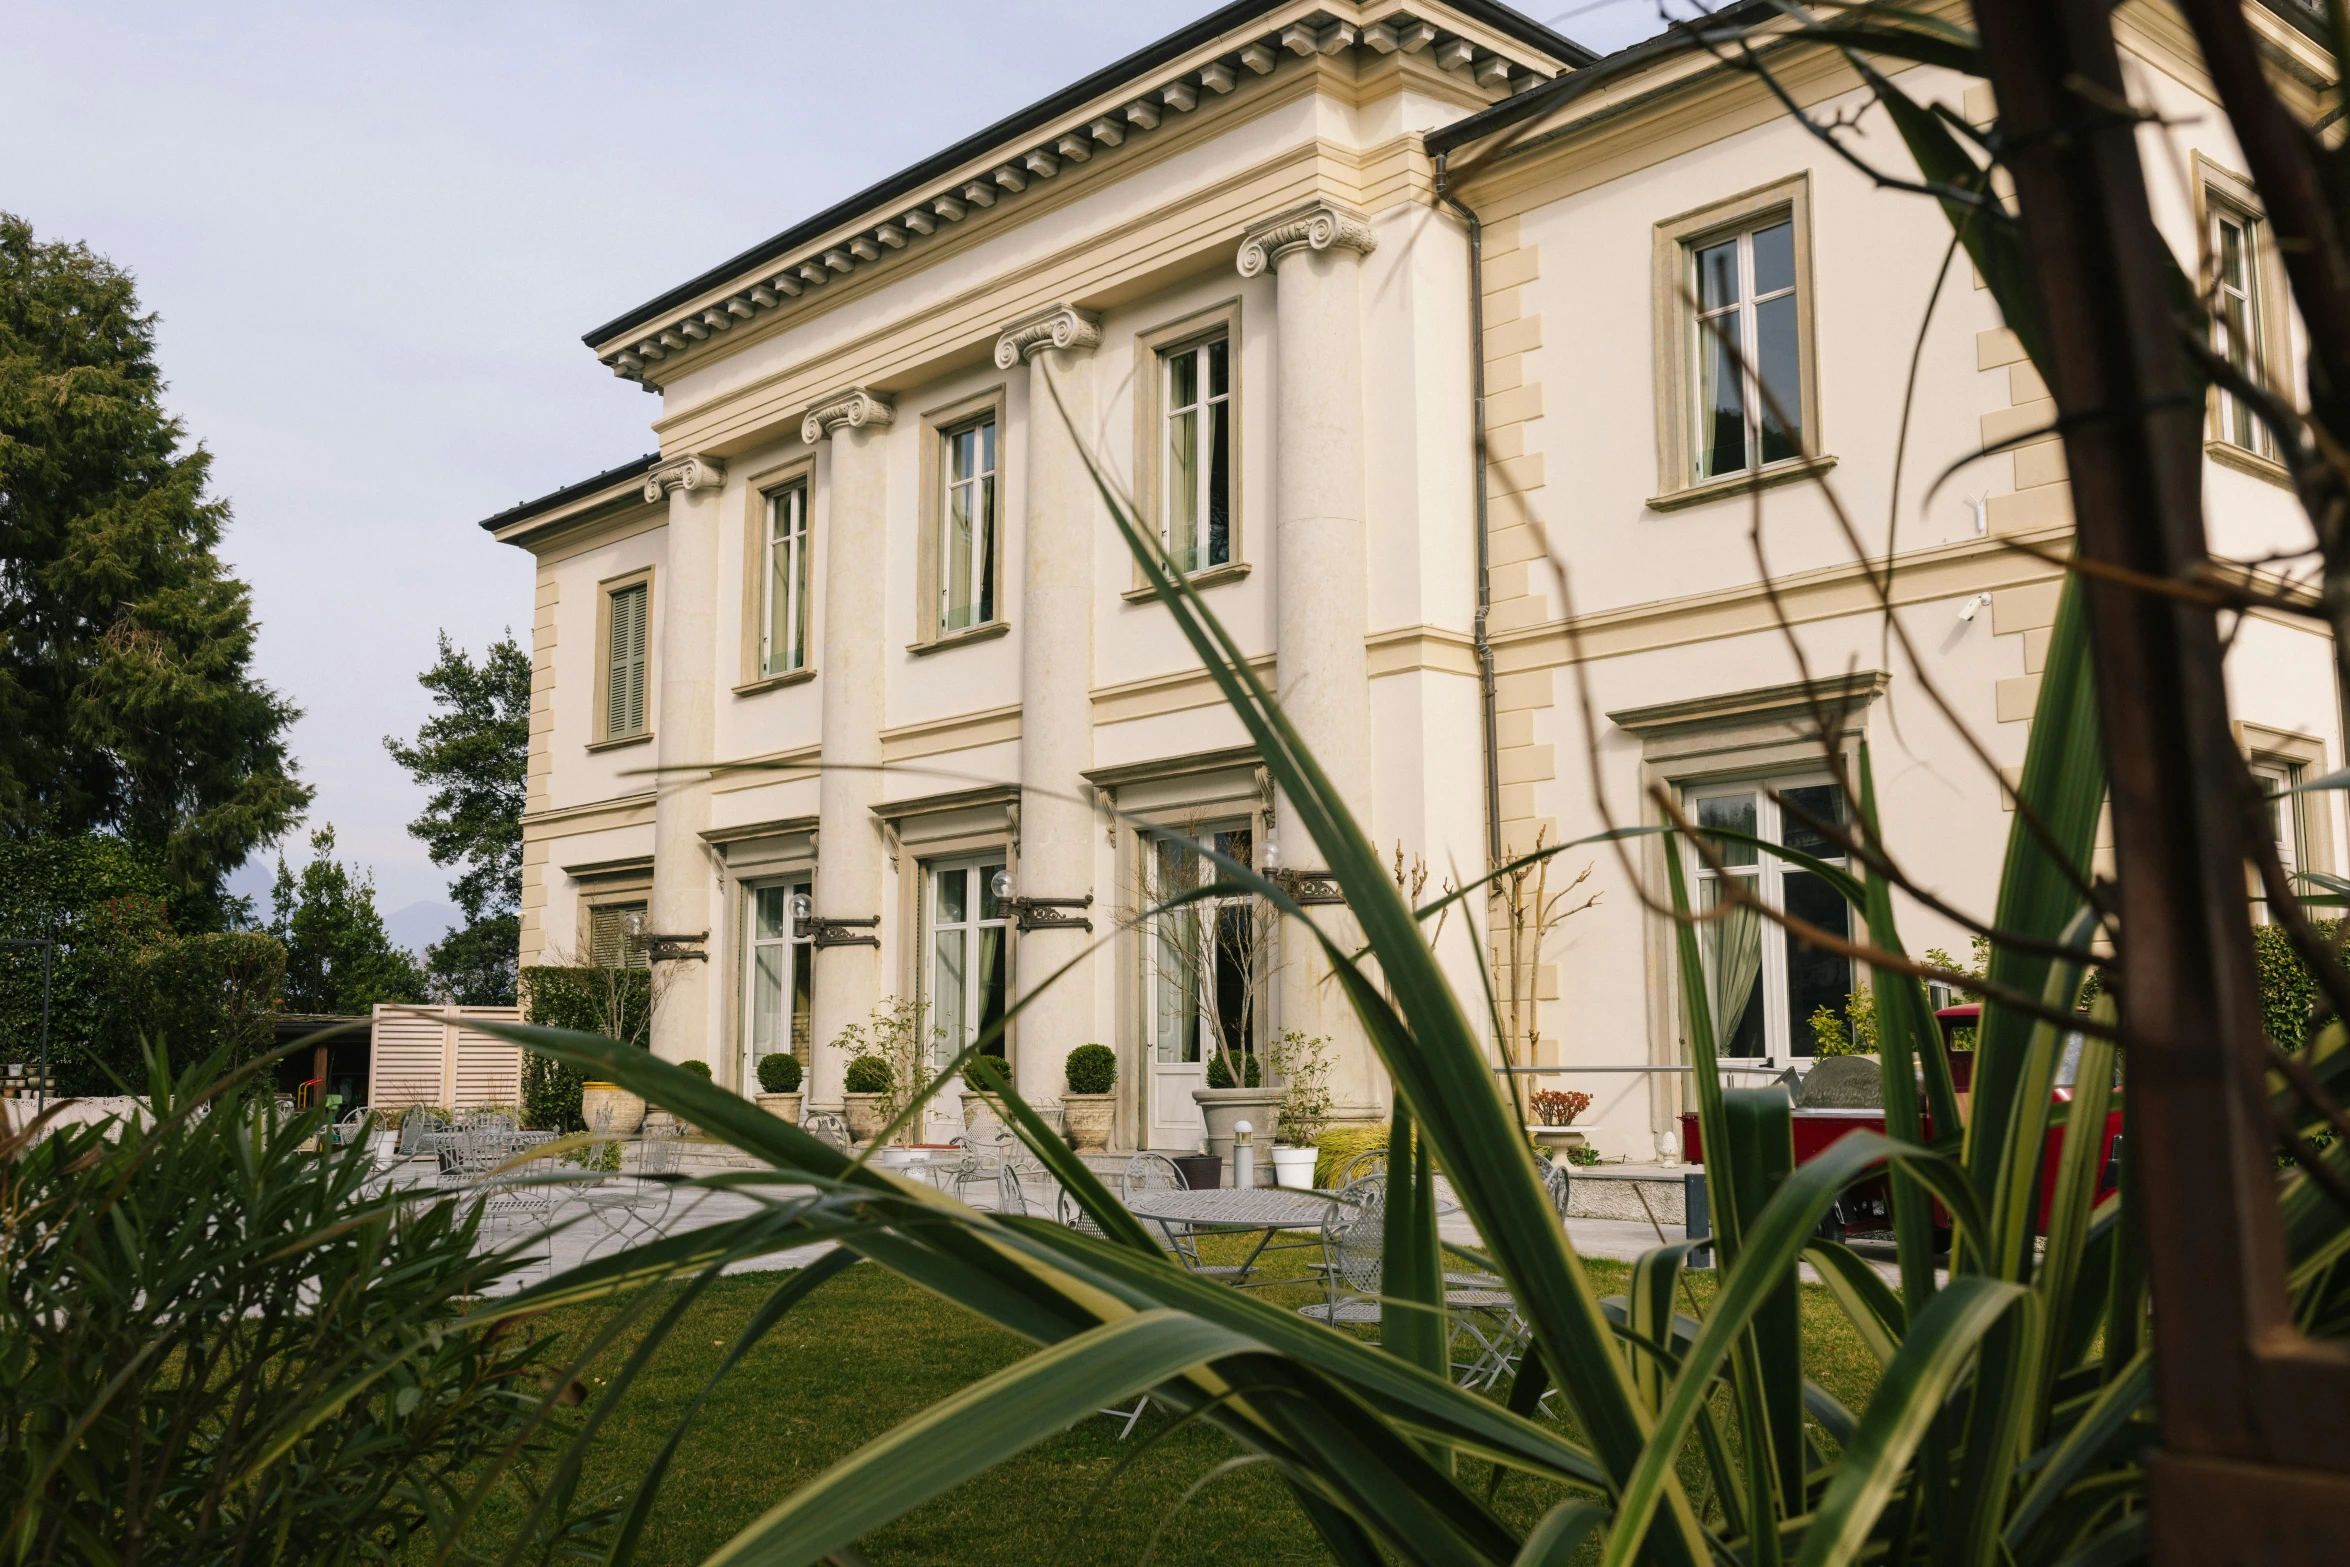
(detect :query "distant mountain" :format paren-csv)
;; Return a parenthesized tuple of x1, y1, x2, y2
(384, 900, 462, 958)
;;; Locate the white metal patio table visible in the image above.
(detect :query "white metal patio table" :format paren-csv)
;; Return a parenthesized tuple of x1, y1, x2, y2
(1124, 1186, 1339, 1285)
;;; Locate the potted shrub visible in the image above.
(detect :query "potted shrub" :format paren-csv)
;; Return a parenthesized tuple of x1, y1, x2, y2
(1525, 1088, 1592, 1157)
(1267, 1030, 1332, 1189)
(959, 1054, 1016, 1141)
(755, 1051, 803, 1124)
(842, 1054, 892, 1142)
(1192, 1047, 1282, 1186)
(1060, 1044, 1117, 1152)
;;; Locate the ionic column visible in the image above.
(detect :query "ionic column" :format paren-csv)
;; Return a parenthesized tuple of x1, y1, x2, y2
(803, 389, 896, 1110)
(644, 453, 727, 1068)
(995, 305, 1102, 1106)
(1238, 200, 1376, 1081)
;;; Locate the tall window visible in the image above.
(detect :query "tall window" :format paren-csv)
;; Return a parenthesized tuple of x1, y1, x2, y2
(746, 879, 814, 1073)
(1145, 827, 1258, 1068)
(1162, 337, 1231, 573)
(2252, 761, 2303, 924)
(760, 483, 810, 677)
(929, 858, 1008, 1068)
(605, 581, 649, 738)
(1687, 780, 1850, 1062)
(939, 420, 997, 634)
(1691, 218, 1803, 481)
(587, 901, 648, 969)
(2211, 205, 2272, 457)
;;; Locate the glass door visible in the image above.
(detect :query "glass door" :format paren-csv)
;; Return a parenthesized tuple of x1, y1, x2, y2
(744, 878, 813, 1092)
(928, 857, 1008, 1129)
(1684, 779, 1852, 1064)
(1142, 824, 1254, 1149)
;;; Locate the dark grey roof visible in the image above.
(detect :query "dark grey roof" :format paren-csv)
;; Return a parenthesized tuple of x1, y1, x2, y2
(475, 452, 659, 535)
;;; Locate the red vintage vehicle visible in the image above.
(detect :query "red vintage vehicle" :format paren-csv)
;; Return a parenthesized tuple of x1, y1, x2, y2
(1679, 1004, 2123, 1239)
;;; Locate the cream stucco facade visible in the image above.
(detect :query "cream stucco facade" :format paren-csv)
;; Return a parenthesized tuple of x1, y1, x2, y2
(485, 1, 2343, 1160)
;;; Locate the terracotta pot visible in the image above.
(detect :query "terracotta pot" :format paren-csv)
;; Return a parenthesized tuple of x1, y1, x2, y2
(1061, 1092, 1115, 1152)
(580, 1082, 646, 1136)
(843, 1092, 889, 1143)
(1191, 1087, 1284, 1184)
(756, 1091, 802, 1125)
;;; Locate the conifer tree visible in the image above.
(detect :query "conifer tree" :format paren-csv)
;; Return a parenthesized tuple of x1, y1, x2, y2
(0, 212, 307, 923)
(384, 632, 528, 1004)
(268, 826, 426, 1015)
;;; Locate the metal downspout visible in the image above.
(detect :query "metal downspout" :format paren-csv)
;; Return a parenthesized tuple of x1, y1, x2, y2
(1435, 151, 1504, 870)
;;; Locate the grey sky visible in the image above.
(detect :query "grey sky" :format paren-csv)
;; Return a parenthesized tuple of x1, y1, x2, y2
(3, 0, 1670, 942)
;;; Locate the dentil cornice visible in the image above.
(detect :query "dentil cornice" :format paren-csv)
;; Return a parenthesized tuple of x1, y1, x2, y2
(800, 388, 898, 445)
(993, 303, 1103, 368)
(641, 453, 727, 503)
(1235, 199, 1377, 278)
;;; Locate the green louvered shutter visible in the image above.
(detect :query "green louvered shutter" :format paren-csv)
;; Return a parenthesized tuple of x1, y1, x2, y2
(607, 583, 647, 737)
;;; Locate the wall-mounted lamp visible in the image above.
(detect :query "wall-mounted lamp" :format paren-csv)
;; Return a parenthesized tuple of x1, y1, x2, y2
(1958, 591, 1994, 624)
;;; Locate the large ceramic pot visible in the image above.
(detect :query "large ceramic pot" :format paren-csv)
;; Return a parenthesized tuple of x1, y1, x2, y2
(959, 1091, 1007, 1143)
(1061, 1092, 1115, 1152)
(842, 1092, 890, 1143)
(580, 1082, 647, 1136)
(756, 1091, 803, 1125)
(1190, 1087, 1284, 1185)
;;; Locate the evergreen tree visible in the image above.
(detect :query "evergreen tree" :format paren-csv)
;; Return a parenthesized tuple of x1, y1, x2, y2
(383, 632, 528, 1004)
(268, 826, 426, 1015)
(0, 213, 308, 924)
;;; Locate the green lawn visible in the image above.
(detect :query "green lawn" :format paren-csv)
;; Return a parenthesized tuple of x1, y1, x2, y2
(467, 1234, 1882, 1565)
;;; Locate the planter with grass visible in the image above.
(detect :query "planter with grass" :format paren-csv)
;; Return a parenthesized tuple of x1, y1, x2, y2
(1059, 1043, 1117, 1152)
(754, 1051, 804, 1124)
(842, 1054, 892, 1142)
(1191, 1050, 1280, 1185)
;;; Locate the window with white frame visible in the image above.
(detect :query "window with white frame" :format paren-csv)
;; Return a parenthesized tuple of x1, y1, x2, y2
(759, 481, 810, 677)
(1690, 218, 1804, 481)
(927, 857, 1008, 1069)
(1144, 826, 1258, 1068)
(2252, 760, 2304, 923)
(2211, 201, 2273, 457)
(1687, 779, 1852, 1061)
(938, 419, 998, 635)
(1161, 336, 1231, 574)
(745, 879, 813, 1075)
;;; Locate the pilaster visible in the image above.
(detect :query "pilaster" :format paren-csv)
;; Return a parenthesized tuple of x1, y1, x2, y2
(647, 453, 727, 1068)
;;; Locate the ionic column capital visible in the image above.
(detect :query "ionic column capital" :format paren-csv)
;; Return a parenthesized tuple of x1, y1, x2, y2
(641, 453, 727, 503)
(800, 387, 897, 445)
(1235, 199, 1377, 278)
(993, 303, 1103, 368)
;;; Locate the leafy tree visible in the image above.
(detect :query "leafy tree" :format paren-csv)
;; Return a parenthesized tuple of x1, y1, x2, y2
(383, 632, 527, 1004)
(0, 212, 308, 923)
(268, 826, 426, 1015)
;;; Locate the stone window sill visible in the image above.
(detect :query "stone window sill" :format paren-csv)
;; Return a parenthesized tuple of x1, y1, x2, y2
(1646, 456, 1838, 513)
(587, 731, 653, 754)
(908, 621, 1011, 657)
(2206, 438, 2292, 490)
(734, 667, 817, 697)
(1121, 560, 1252, 603)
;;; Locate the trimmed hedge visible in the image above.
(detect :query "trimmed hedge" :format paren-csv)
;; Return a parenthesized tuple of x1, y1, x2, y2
(844, 1055, 892, 1094)
(517, 965, 653, 1132)
(756, 1052, 802, 1093)
(1204, 1050, 1261, 1088)
(2253, 919, 2344, 1051)
(1064, 1043, 1116, 1095)
(680, 1059, 712, 1081)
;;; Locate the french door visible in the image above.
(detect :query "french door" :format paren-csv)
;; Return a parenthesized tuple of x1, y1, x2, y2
(1684, 778, 1853, 1065)
(1142, 824, 1255, 1149)
(927, 857, 1008, 1128)
(743, 877, 812, 1091)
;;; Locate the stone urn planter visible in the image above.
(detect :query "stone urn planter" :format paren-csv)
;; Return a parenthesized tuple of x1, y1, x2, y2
(843, 1092, 890, 1143)
(1527, 1126, 1590, 1157)
(959, 1091, 1009, 1143)
(580, 1082, 646, 1136)
(1191, 1087, 1284, 1185)
(756, 1091, 803, 1125)
(1061, 1092, 1115, 1152)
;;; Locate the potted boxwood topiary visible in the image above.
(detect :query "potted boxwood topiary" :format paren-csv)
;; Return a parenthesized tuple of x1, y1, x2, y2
(842, 1054, 892, 1142)
(959, 1054, 1016, 1142)
(1060, 1044, 1117, 1152)
(755, 1051, 803, 1124)
(1193, 1047, 1282, 1186)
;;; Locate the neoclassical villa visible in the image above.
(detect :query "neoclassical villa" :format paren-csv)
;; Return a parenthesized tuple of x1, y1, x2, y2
(483, 1, 2341, 1160)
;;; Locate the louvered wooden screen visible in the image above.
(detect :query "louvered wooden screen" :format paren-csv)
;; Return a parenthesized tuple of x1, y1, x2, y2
(368, 1004, 523, 1111)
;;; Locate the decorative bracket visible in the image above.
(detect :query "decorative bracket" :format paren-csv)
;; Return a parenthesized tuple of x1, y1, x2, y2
(1010, 893, 1094, 933)
(808, 915, 882, 949)
(645, 930, 710, 963)
(1270, 869, 1346, 907)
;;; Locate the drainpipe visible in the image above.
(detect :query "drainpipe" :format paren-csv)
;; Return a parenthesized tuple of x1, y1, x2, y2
(1434, 151, 1504, 870)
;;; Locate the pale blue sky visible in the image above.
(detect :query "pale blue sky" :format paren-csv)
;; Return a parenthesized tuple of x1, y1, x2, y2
(2, 0, 1676, 943)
